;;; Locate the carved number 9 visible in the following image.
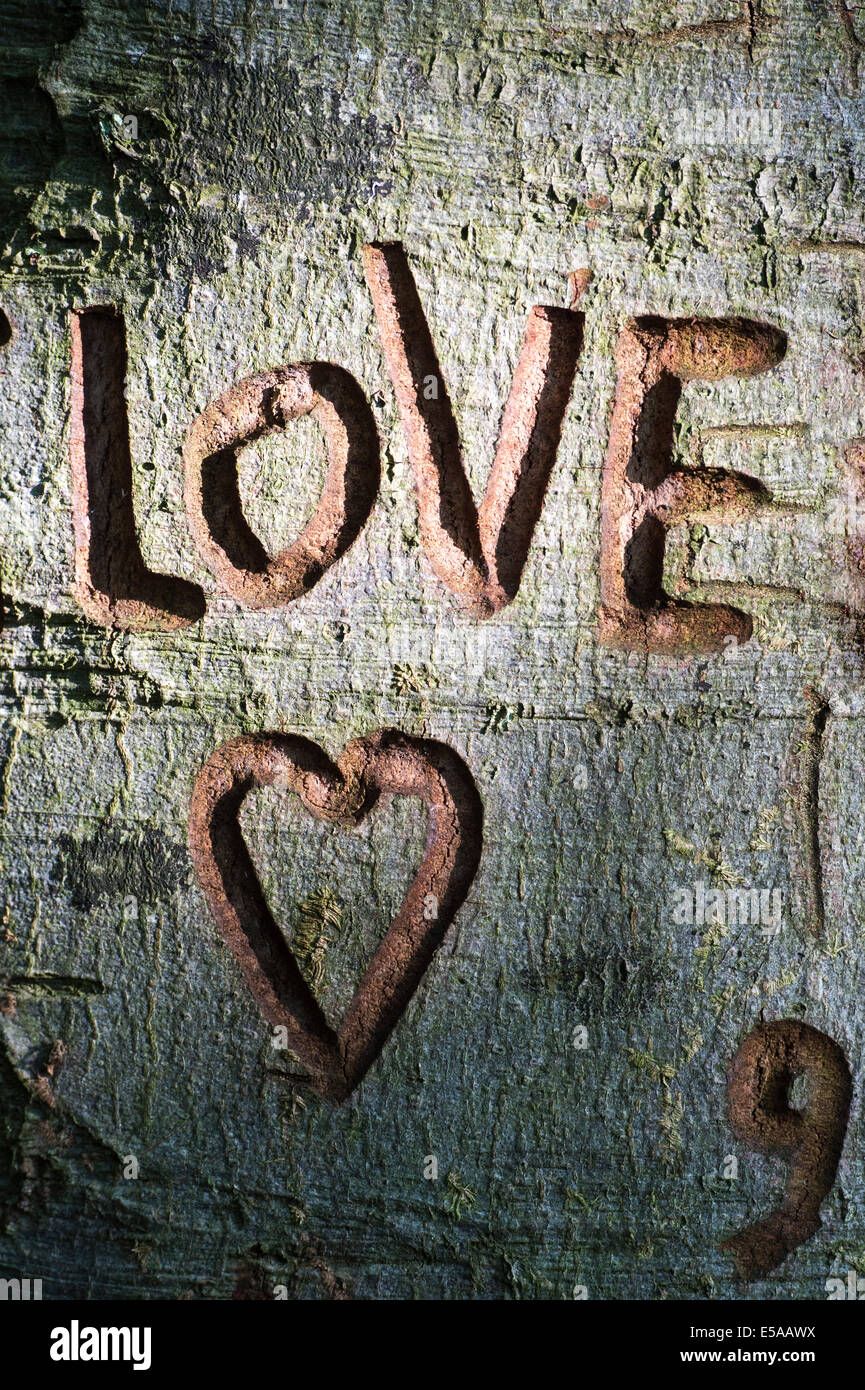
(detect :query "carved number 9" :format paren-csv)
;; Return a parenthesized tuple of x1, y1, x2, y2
(721, 1019, 851, 1280)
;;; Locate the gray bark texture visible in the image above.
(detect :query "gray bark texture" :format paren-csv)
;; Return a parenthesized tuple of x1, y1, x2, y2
(1, 0, 864, 1300)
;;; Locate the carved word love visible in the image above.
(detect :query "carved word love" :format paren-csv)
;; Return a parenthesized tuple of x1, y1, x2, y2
(66, 242, 788, 654)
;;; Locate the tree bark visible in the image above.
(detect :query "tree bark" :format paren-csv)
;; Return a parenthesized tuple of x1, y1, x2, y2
(0, 0, 862, 1300)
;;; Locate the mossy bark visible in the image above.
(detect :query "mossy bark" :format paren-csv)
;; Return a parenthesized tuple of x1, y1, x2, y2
(1, 0, 865, 1299)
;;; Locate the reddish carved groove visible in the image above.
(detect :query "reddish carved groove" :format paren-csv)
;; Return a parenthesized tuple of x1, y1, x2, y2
(69, 307, 206, 630)
(844, 438, 865, 617)
(363, 241, 584, 615)
(183, 363, 380, 608)
(722, 1019, 851, 1280)
(600, 315, 786, 654)
(188, 728, 483, 1102)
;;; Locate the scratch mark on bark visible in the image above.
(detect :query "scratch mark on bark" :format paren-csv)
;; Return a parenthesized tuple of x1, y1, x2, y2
(829, 0, 863, 88)
(698, 423, 810, 442)
(596, 1, 771, 55)
(6, 974, 106, 997)
(785, 239, 865, 258)
(787, 689, 829, 937)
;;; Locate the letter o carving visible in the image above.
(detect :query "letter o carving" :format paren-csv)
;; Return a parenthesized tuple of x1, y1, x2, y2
(183, 362, 380, 608)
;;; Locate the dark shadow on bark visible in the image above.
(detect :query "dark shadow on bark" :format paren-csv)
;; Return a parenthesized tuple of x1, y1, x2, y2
(365, 241, 486, 577)
(204, 735, 340, 1050)
(624, 513, 666, 608)
(491, 309, 584, 601)
(71, 307, 205, 626)
(625, 373, 681, 491)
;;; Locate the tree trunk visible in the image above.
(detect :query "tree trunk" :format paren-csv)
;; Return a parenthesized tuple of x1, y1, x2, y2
(0, 0, 863, 1300)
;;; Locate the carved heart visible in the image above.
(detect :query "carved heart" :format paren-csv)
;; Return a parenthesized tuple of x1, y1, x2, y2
(189, 728, 483, 1102)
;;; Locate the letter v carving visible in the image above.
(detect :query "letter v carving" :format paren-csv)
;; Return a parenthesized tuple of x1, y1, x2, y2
(363, 242, 584, 615)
